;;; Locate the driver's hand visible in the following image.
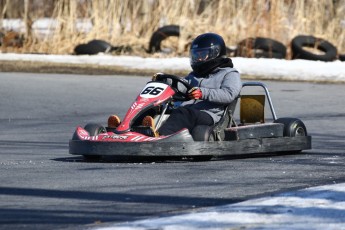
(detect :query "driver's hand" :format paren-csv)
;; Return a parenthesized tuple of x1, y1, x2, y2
(188, 87, 202, 100)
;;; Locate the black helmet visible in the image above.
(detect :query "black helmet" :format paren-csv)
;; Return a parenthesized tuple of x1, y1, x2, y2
(190, 33, 227, 73)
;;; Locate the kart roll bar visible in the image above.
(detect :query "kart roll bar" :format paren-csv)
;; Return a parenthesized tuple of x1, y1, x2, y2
(242, 82, 278, 120)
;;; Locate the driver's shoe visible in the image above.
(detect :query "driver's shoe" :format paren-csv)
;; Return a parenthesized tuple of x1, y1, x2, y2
(142, 116, 155, 129)
(142, 116, 159, 137)
(108, 114, 121, 128)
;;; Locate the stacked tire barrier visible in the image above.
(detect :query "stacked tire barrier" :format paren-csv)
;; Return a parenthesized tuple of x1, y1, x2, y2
(72, 24, 345, 62)
(235, 35, 342, 62)
(146, 25, 345, 62)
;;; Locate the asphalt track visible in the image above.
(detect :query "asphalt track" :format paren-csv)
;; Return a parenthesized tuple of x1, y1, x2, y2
(0, 72, 345, 230)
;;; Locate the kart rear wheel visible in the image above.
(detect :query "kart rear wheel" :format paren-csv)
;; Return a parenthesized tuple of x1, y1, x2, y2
(274, 118, 307, 154)
(82, 123, 107, 161)
(274, 117, 307, 137)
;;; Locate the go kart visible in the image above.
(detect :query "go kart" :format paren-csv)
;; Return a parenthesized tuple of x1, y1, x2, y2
(69, 74, 311, 160)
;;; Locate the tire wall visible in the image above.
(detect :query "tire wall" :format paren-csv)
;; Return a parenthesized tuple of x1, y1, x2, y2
(145, 25, 344, 62)
(233, 35, 343, 62)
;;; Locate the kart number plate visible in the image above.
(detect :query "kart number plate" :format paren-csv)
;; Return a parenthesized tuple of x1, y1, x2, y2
(140, 82, 168, 98)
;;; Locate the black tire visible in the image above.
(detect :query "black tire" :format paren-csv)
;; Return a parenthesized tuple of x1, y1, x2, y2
(84, 123, 107, 136)
(87, 39, 113, 52)
(148, 25, 180, 53)
(74, 39, 113, 55)
(82, 123, 107, 161)
(255, 37, 287, 58)
(291, 35, 337, 62)
(74, 44, 91, 55)
(339, 54, 345, 61)
(235, 37, 286, 59)
(274, 118, 307, 137)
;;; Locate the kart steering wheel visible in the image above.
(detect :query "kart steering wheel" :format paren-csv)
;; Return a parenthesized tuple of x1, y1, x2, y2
(153, 74, 193, 101)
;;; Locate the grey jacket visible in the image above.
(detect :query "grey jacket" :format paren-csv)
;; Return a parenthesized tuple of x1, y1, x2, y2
(181, 67, 242, 123)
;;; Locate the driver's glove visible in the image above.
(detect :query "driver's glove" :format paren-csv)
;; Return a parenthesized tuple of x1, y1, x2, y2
(152, 72, 164, 81)
(188, 87, 202, 100)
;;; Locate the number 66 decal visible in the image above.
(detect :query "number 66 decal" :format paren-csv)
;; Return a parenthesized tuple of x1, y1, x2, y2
(140, 82, 167, 98)
(141, 86, 164, 95)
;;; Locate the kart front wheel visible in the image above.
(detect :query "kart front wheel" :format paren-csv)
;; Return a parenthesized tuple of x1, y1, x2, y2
(82, 123, 107, 161)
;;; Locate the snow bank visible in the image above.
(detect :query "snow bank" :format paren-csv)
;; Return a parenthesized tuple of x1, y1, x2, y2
(95, 182, 345, 230)
(0, 53, 344, 83)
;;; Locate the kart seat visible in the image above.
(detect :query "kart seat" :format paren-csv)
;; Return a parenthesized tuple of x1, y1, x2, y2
(240, 95, 265, 124)
(191, 98, 238, 141)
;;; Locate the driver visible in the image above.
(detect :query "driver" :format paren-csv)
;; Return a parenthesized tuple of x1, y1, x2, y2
(109, 33, 242, 137)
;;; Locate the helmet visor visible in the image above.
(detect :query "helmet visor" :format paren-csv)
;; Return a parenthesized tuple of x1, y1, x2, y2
(190, 45, 220, 65)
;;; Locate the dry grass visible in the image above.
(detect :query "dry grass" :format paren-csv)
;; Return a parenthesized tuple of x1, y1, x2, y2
(1, 0, 345, 56)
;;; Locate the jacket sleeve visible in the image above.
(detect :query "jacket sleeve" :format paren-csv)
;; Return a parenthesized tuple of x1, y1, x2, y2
(200, 71, 242, 104)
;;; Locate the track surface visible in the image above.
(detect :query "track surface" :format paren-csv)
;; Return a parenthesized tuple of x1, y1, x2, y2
(0, 73, 344, 229)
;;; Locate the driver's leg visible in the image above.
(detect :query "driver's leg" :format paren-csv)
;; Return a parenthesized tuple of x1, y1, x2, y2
(158, 107, 213, 136)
